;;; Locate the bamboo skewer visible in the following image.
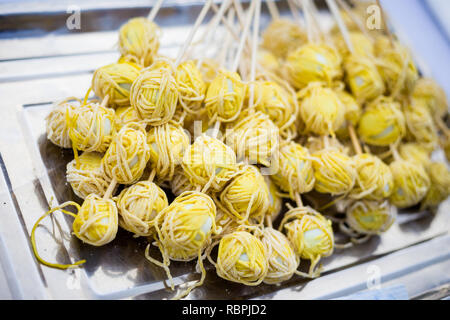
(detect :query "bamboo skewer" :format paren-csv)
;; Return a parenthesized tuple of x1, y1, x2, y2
(325, 0, 365, 156)
(175, 0, 214, 67)
(147, 0, 164, 21)
(266, 0, 280, 20)
(335, 0, 372, 40)
(248, 0, 261, 111)
(231, 0, 257, 73)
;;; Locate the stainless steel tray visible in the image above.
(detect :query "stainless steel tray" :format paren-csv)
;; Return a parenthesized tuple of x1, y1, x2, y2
(0, 1, 449, 300)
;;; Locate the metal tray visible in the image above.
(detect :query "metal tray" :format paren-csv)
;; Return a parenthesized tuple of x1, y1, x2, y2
(0, 1, 449, 300)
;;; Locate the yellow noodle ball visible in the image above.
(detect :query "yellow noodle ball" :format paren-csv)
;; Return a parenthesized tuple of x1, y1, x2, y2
(280, 206, 334, 277)
(176, 60, 207, 114)
(224, 110, 280, 167)
(182, 134, 237, 192)
(413, 77, 448, 119)
(389, 159, 430, 208)
(334, 32, 375, 58)
(257, 50, 280, 73)
(115, 181, 168, 237)
(215, 230, 267, 286)
(312, 147, 356, 195)
(421, 162, 450, 209)
(217, 164, 270, 222)
(156, 191, 217, 261)
(261, 227, 299, 285)
(404, 98, 438, 149)
(102, 124, 150, 184)
(344, 54, 385, 103)
(118, 17, 160, 68)
(375, 37, 419, 96)
(346, 200, 396, 235)
(351, 153, 394, 201)
(92, 62, 140, 108)
(66, 152, 112, 200)
(67, 101, 116, 153)
(261, 18, 307, 59)
(72, 194, 118, 246)
(197, 58, 220, 85)
(147, 121, 190, 182)
(272, 141, 315, 199)
(285, 43, 342, 90)
(45, 98, 78, 148)
(205, 70, 246, 123)
(130, 68, 178, 126)
(251, 81, 298, 139)
(264, 176, 283, 224)
(357, 96, 406, 147)
(114, 105, 141, 130)
(399, 142, 432, 167)
(297, 83, 345, 137)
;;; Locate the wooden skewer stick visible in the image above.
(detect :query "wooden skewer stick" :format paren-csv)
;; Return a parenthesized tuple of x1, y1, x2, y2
(101, 94, 117, 199)
(325, 0, 354, 53)
(195, 0, 234, 68)
(210, 8, 239, 140)
(295, 193, 304, 208)
(211, 1, 240, 41)
(348, 124, 362, 155)
(304, 0, 332, 44)
(219, 8, 236, 68)
(188, 1, 231, 60)
(231, 0, 257, 73)
(288, 0, 302, 22)
(390, 143, 401, 161)
(232, 0, 252, 55)
(100, 94, 110, 108)
(148, 169, 156, 182)
(326, 0, 364, 156)
(200, 0, 234, 47)
(174, 0, 213, 67)
(147, 0, 165, 21)
(248, 0, 261, 112)
(335, 0, 372, 40)
(232, 0, 246, 28)
(211, 120, 221, 140)
(209, 7, 241, 140)
(103, 178, 117, 200)
(266, 0, 280, 20)
(299, 0, 314, 43)
(210, 0, 257, 139)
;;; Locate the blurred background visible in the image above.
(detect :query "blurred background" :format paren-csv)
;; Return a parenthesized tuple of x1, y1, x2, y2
(0, 0, 448, 95)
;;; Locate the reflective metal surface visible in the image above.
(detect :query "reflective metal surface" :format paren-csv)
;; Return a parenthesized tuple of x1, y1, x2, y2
(0, 1, 449, 300)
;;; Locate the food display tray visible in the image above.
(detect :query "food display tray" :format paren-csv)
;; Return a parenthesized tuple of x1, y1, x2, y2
(0, 1, 449, 300)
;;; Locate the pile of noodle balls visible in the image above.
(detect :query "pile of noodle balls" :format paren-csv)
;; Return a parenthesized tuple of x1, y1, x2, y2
(35, 1, 450, 300)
